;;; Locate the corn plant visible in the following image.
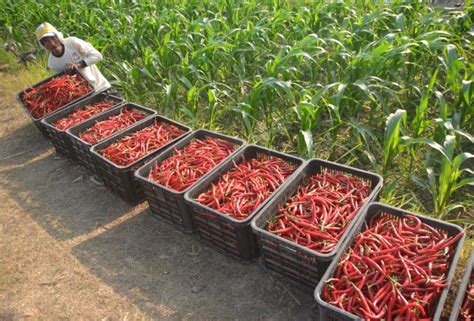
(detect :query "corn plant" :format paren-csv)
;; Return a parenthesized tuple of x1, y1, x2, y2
(440, 44, 464, 97)
(264, 33, 321, 80)
(207, 88, 220, 130)
(248, 77, 295, 145)
(232, 102, 257, 139)
(457, 79, 473, 131)
(412, 69, 438, 139)
(292, 90, 325, 158)
(410, 135, 474, 218)
(347, 119, 381, 169)
(383, 109, 407, 175)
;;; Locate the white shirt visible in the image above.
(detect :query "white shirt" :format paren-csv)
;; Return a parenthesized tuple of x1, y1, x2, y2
(47, 37, 111, 92)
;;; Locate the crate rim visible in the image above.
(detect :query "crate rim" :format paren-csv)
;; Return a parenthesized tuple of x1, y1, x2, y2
(134, 128, 246, 196)
(314, 201, 466, 321)
(250, 157, 383, 259)
(90, 114, 192, 170)
(16, 69, 95, 121)
(40, 92, 124, 133)
(65, 102, 155, 146)
(183, 144, 306, 226)
(449, 248, 474, 321)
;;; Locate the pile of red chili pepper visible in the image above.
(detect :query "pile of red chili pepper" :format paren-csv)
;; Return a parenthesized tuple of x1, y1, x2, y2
(100, 120, 184, 166)
(22, 74, 92, 119)
(52, 101, 113, 131)
(266, 171, 370, 254)
(196, 154, 296, 220)
(79, 108, 146, 144)
(148, 137, 237, 192)
(322, 213, 464, 320)
(460, 272, 474, 320)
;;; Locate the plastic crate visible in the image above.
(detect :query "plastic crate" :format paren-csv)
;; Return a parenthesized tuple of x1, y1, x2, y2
(184, 144, 305, 262)
(67, 103, 156, 174)
(449, 249, 474, 321)
(41, 92, 124, 159)
(16, 70, 94, 139)
(314, 202, 465, 321)
(134, 129, 246, 234)
(251, 159, 383, 292)
(91, 115, 192, 204)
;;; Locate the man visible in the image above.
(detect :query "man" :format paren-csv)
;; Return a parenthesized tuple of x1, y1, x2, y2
(35, 22, 112, 93)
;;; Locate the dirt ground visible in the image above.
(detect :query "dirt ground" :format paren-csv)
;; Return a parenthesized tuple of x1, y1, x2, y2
(0, 77, 316, 320)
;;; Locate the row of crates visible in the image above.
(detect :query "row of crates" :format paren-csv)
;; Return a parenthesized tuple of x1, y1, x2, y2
(16, 72, 470, 320)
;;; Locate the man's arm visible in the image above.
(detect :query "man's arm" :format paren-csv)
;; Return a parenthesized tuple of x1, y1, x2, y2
(68, 37, 103, 66)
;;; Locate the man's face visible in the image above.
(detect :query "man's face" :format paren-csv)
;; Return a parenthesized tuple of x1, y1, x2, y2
(40, 35, 63, 56)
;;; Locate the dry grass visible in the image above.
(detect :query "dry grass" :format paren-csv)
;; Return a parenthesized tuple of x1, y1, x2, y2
(0, 48, 50, 104)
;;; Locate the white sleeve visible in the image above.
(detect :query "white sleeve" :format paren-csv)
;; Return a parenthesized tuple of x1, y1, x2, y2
(67, 37, 103, 66)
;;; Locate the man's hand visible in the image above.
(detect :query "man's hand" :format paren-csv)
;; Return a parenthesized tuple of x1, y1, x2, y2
(65, 61, 85, 74)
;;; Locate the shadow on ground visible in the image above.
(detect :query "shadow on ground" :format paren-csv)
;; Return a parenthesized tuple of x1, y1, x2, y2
(0, 122, 50, 165)
(0, 123, 134, 241)
(73, 213, 318, 321)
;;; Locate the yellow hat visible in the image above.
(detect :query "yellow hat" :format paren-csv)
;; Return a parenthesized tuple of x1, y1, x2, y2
(35, 22, 58, 41)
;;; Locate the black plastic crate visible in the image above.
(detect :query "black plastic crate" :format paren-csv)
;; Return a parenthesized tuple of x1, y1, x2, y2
(67, 103, 156, 174)
(91, 115, 192, 204)
(41, 92, 124, 159)
(183, 145, 305, 262)
(16, 70, 94, 139)
(314, 202, 465, 321)
(134, 129, 246, 233)
(449, 249, 474, 321)
(251, 159, 383, 292)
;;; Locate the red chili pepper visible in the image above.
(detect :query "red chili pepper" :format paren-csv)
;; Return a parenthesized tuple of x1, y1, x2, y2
(322, 213, 464, 320)
(52, 101, 113, 131)
(23, 73, 92, 119)
(265, 171, 370, 254)
(148, 137, 237, 192)
(100, 120, 184, 166)
(460, 271, 474, 320)
(79, 108, 147, 144)
(196, 154, 296, 220)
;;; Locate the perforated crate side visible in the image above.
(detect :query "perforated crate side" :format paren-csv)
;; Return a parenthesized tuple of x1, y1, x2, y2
(34, 121, 51, 139)
(44, 125, 70, 156)
(95, 159, 144, 203)
(143, 182, 195, 233)
(75, 139, 97, 173)
(258, 234, 327, 291)
(191, 206, 258, 261)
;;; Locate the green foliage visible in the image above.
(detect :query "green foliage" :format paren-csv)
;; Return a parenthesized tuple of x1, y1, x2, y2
(0, 47, 17, 66)
(1, 0, 472, 223)
(410, 135, 474, 218)
(383, 109, 406, 175)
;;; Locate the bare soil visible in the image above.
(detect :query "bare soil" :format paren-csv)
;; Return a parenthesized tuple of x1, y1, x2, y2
(0, 84, 316, 320)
